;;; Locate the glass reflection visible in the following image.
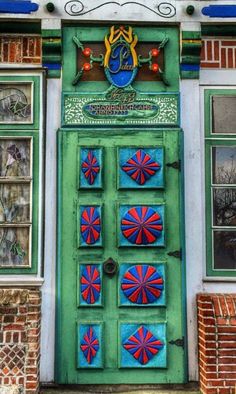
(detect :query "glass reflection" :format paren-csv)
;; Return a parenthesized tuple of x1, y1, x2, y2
(213, 188, 236, 226)
(212, 147, 236, 184)
(214, 231, 236, 269)
(212, 96, 236, 134)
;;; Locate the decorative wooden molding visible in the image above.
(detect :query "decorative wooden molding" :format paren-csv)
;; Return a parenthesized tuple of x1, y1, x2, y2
(42, 29, 62, 78)
(180, 31, 202, 79)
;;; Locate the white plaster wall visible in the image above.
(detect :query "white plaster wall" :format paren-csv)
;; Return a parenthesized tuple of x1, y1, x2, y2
(182, 71, 236, 382)
(40, 77, 61, 382)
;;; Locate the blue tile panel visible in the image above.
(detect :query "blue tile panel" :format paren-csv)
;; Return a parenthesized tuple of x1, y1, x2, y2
(79, 264, 103, 306)
(80, 148, 102, 189)
(119, 205, 165, 247)
(77, 323, 103, 368)
(80, 205, 102, 247)
(120, 323, 166, 368)
(119, 147, 164, 189)
(119, 263, 165, 306)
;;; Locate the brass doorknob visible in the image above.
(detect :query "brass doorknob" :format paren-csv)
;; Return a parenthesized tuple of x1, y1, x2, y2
(103, 258, 118, 277)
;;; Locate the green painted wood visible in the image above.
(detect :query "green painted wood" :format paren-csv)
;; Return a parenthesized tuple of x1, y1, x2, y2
(57, 128, 186, 384)
(62, 26, 179, 93)
(205, 89, 236, 277)
(180, 71, 199, 79)
(202, 25, 236, 36)
(182, 31, 201, 40)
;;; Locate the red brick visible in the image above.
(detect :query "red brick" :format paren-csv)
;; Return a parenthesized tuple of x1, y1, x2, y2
(219, 365, 236, 372)
(218, 334, 236, 341)
(3, 323, 24, 331)
(230, 318, 236, 325)
(214, 40, 219, 61)
(219, 341, 236, 348)
(218, 349, 236, 357)
(25, 382, 38, 389)
(218, 357, 236, 364)
(217, 317, 230, 326)
(201, 62, 220, 68)
(221, 41, 236, 46)
(216, 389, 231, 394)
(218, 326, 236, 333)
(3, 315, 15, 323)
(207, 41, 213, 60)
(221, 48, 227, 67)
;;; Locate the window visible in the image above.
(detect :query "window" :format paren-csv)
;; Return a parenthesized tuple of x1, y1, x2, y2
(0, 74, 43, 274)
(205, 89, 236, 277)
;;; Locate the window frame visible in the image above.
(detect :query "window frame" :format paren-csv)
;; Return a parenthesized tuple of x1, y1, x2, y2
(0, 73, 43, 274)
(205, 88, 236, 277)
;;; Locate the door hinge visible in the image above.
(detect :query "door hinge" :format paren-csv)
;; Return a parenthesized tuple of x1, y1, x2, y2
(169, 337, 185, 348)
(168, 249, 182, 259)
(166, 160, 181, 171)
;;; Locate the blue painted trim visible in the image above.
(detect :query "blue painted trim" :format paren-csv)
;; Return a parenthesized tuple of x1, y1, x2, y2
(0, 1, 38, 14)
(43, 63, 61, 70)
(202, 5, 236, 18)
(180, 64, 200, 71)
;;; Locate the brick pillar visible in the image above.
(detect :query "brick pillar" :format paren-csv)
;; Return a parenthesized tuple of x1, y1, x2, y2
(197, 293, 236, 394)
(0, 288, 41, 394)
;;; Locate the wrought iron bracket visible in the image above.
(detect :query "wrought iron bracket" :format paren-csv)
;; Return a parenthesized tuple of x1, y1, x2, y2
(169, 337, 185, 348)
(168, 249, 182, 259)
(166, 160, 181, 170)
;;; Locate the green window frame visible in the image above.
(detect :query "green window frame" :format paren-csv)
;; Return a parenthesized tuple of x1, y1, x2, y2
(205, 89, 236, 277)
(0, 74, 43, 274)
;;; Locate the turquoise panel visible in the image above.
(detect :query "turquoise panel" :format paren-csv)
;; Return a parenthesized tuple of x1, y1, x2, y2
(119, 205, 165, 247)
(79, 205, 102, 247)
(77, 323, 103, 368)
(120, 322, 166, 368)
(119, 262, 166, 307)
(79, 263, 103, 307)
(118, 147, 164, 189)
(79, 148, 103, 189)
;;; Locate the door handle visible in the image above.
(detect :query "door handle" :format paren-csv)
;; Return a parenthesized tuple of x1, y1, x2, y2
(103, 257, 118, 277)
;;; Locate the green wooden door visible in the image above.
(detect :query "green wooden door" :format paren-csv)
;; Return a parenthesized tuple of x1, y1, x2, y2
(57, 127, 186, 384)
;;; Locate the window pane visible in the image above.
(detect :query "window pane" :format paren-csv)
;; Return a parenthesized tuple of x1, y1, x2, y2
(213, 230, 236, 269)
(212, 147, 236, 184)
(213, 188, 236, 226)
(0, 227, 30, 266)
(0, 139, 31, 177)
(0, 83, 32, 124)
(212, 96, 236, 133)
(0, 184, 30, 223)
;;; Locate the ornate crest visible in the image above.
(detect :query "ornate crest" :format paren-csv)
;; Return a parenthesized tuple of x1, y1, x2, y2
(104, 26, 138, 88)
(72, 25, 168, 87)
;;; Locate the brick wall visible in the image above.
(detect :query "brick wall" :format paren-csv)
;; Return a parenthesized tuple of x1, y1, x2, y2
(197, 293, 236, 394)
(201, 38, 236, 68)
(0, 288, 41, 394)
(0, 35, 41, 64)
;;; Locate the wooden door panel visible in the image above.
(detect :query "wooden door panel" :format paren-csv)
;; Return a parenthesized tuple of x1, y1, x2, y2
(58, 128, 185, 384)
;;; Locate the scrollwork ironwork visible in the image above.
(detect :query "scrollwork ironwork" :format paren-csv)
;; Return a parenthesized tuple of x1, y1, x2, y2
(64, 0, 176, 18)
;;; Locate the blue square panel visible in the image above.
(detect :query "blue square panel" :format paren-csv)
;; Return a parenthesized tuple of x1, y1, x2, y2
(79, 263, 103, 307)
(119, 147, 164, 189)
(119, 205, 165, 247)
(77, 323, 103, 368)
(79, 148, 102, 189)
(120, 323, 166, 368)
(79, 205, 102, 247)
(119, 263, 166, 307)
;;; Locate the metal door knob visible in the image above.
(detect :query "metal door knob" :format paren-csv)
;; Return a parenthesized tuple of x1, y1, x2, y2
(103, 258, 118, 277)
